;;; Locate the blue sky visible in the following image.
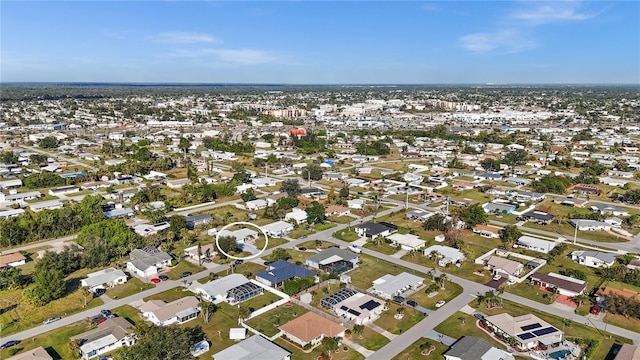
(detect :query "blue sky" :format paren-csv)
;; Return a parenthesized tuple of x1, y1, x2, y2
(2, 1, 638, 84)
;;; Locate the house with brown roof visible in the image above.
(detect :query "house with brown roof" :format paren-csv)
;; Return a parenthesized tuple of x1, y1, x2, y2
(613, 344, 640, 360)
(6, 346, 53, 360)
(0, 253, 26, 268)
(595, 286, 640, 303)
(278, 312, 346, 347)
(139, 296, 200, 326)
(483, 313, 563, 351)
(530, 272, 587, 297)
(485, 256, 524, 279)
(71, 317, 135, 359)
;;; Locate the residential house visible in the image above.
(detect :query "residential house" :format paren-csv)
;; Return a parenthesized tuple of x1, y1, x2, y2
(472, 225, 500, 238)
(605, 217, 623, 227)
(572, 184, 600, 195)
(519, 211, 555, 225)
(513, 191, 545, 202)
(252, 177, 278, 187)
(570, 250, 616, 268)
(595, 286, 640, 304)
(370, 272, 423, 300)
(212, 335, 291, 360)
(278, 312, 346, 348)
(600, 177, 628, 187)
(423, 245, 465, 266)
(80, 268, 128, 293)
(569, 219, 612, 231)
(323, 290, 385, 325)
(405, 209, 434, 221)
(386, 233, 426, 251)
(553, 196, 589, 208)
(183, 243, 216, 260)
(529, 272, 587, 297)
(478, 173, 503, 181)
(0, 253, 26, 268)
(325, 205, 351, 217)
(194, 274, 263, 304)
(245, 199, 268, 211)
(261, 221, 294, 238)
(482, 201, 516, 215)
(612, 344, 640, 360)
(486, 256, 524, 278)
(126, 247, 172, 278)
(0, 190, 42, 203)
(219, 228, 260, 244)
(347, 198, 365, 210)
(139, 296, 200, 326)
(185, 214, 212, 228)
(5, 346, 53, 360)
(255, 260, 317, 288)
(305, 248, 359, 273)
(0, 208, 25, 219)
(355, 222, 398, 238)
(71, 317, 135, 359)
(300, 188, 327, 200)
(166, 178, 191, 189)
(132, 222, 170, 236)
(323, 172, 348, 181)
(345, 178, 369, 187)
(590, 204, 629, 217)
(284, 208, 308, 225)
(0, 179, 23, 190)
(266, 192, 288, 206)
(48, 185, 79, 196)
(483, 313, 563, 351)
(443, 336, 514, 360)
(103, 207, 134, 219)
(505, 177, 531, 186)
(515, 236, 557, 254)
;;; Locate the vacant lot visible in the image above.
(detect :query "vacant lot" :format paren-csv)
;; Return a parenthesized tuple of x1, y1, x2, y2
(352, 325, 390, 351)
(106, 277, 154, 299)
(347, 254, 428, 290)
(375, 302, 426, 334)
(162, 261, 205, 280)
(244, 303, 308, 337)
(0, 320, 94, 359)
(391, 338, 449, 360)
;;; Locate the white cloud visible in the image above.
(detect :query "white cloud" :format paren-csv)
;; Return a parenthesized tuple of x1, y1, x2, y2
(151, 31, 218, 44)
(168, 48, 278, 65)
(459, 29, 536, 53)
(509, 1, 597, 25)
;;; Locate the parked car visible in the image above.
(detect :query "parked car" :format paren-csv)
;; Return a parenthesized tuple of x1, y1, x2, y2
(506, 279, 517, 286)
(0, 340, 21, 349)
(473, 313, 485, 320)
(492, 274, 502, 281)
(299, 235, 307, 239)
(392, 296, 405, 304)
(180, 271, 192, 278)
(43, 316, 62, 325)
(101, 309, 113, 318)
(158, 275, 169, 281)
(590, 305, 602, 315)
(435, 300, 446, 308)
(150, 278, 161, 284)
(93, 288, 106, 297)
(406, 300, 418, 308)
(233, 260, 244, 266)
(349, 244, 362, 253)
(298, 247, 307, 251)
(202, 258, 212, 263)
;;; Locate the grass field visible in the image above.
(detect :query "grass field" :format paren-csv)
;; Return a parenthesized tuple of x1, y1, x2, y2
(408, 281, 464, 309)
(374, 302, 427, 334)
(363, 242, 401, 255)
(0, 320, 94, 359)
(391, 338, 449, 360)
(240, 291, 283, 312)
(106, 277, 154, 299)
(245, 303, 308, 337)
(288, 227, 315, 239)
(352, 326, 390, 351)
(346, 254, 429, 290)
(143, 286, 193, 302)
(162, 261, 205, 280)
(333, 229, 361, 242)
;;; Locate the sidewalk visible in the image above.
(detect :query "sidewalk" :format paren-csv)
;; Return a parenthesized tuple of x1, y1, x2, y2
(342, 338, 374, 357)
(366, 323, 397, 340)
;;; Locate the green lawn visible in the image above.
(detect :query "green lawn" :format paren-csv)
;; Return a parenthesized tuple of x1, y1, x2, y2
(0, 320, 94, 359)
(315, 222, 336, 231)
(333, 229, 360, 242)
(391, 338, 449, 360)
(474, 299, 632, 360)
(352, 326, 390, 351)
(523, 222, 626, 243)
(289, 227, 315, 239)
(328, 215, 354, 224)
(106, 277, 154, 299)
(374, 303, 426, 334)
(0, 287, 103, 336)
(435, 311, 506, 349)
(245, 303, 308, 337)
(274, 338, 364, 360)
(266, 237, 288, 249)
(112, 304, 143, 326)
(162, 261, 205, 280)
(408, 281, 464, 309)
(240, 291, 283, 312)
(363, 242, 401, 255)
(143, 287, 193, 302)
(346, 254, 428, 291)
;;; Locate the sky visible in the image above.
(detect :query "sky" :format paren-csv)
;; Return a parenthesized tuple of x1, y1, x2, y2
(1, 1, 639, 84)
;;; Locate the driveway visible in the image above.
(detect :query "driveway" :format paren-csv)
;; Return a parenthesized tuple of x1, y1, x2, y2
(484, 277, 507, 289)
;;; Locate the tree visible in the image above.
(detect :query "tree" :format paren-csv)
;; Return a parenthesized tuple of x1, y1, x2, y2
(27, 267, 65, 305)
(321, 336, 339, 354)
(339, 184, 350, 199)
(217, 235, 238, 256)
(436, 273, 448, 290)
(39, 136, 59, 148)
(269, 248, 291, 262)
(240, 188, 256, 202)
(0, 151, 19, 164)
(352, 324, 364, 338)
(499, 225, 522, 249)
(169, 215, 188, 233)
(573, 293, 589, 308)
(0, 267, 29, 290)
(480, 158, 501, 172)
(301, 163, 323, 181)
(305, 201, 326, 224)
(503, 149, 529, 167)
(276, 196, 299, 210)
(114, 324, 205, 360)
(178, 137, 192, 155)
(199, 301, 218, 323)
(238, 306, 250, 320)
(423, 214, 448, 231)
(460, 204, 488, 228)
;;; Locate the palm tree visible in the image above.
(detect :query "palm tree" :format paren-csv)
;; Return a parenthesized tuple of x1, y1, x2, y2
(82, 286, 92, 307)
(573, 294, 589, 308)
(437, 274, 448, 290)
(238, 306, 250, 321)
(199, 301, 218, 323)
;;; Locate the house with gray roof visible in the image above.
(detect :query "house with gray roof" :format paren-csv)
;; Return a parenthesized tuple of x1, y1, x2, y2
(126, 247, 172, 278)
(305, 248, 359, 273)
(444, 336, 514, 360)
(370, 272, 423, 300)
(81, 268, 128, 293)
(194, 274, 263, 304)
(570, 250, 616, 268)
(212, 335, 291, 360)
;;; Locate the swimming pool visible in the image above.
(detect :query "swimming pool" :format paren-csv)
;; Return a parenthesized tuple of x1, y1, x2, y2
(549, 349, 571, 359)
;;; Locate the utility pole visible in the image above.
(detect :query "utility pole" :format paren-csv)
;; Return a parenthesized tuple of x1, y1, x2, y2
(573, 223, 577, 245)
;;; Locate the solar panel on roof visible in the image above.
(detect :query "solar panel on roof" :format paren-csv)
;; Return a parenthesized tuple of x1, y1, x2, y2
(347, 309, 361, 316)
(521, 323, 542, 331)
(518, 333, 535, 340)
(359, 300, 381, 311)
(533, 327, 558, 337)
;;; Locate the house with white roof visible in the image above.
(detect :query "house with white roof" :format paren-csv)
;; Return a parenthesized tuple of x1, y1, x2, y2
(212, 335, 291, 360)
(261, 221, 294, 238)
(570, 250, 616, 268)
(423, 245, 465, 266)
(245, 199, 267, 211)
(139, 296, 200, 326)
(252, 177, 278, 187)
(569, 219, 612, 231)
(347, 198, 365, 210)
(125, 247, 172, 278)
(80, 268, 128, 293)
(193, 274, 263, 305)
(515, 236, 557, 254)
(370, 272, 423, 300)
(219, 228, 260, 244)
(386, 233, 426, 251)
(284, 208, 308, 225)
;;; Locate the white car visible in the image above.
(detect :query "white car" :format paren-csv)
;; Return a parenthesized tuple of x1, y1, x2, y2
(506, 279, 517, 286)
(435, 300, 446, 308)
(492, 274, 502, 281)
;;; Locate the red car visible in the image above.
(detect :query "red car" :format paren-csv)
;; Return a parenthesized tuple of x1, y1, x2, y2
(150, 278, 161, 284)
(590, 305, 602, 315)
